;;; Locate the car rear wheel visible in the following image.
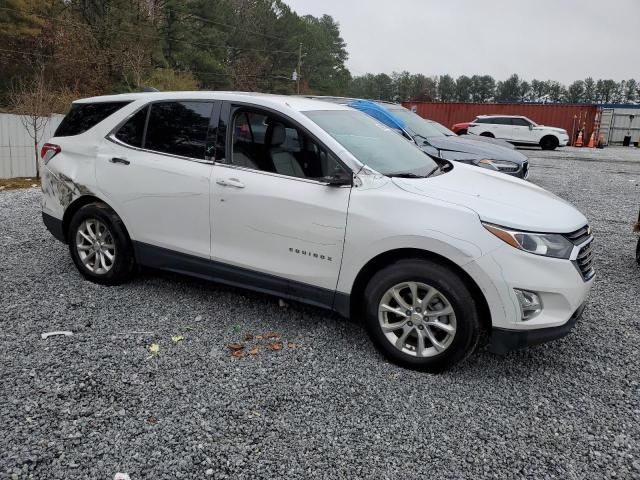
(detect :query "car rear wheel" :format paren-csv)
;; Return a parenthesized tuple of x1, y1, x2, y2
(363, 259, 480, 373)
(540, 135, 559, 150)
(457, 129, 468, 135)
(636, 238, 640, 265)
(480, 132, 494, 138)
(68, 202, 135, 285)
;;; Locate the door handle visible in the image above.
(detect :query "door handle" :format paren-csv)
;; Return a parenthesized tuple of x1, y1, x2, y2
(216, 178, 245, 188)
(109, 157, 130, 165)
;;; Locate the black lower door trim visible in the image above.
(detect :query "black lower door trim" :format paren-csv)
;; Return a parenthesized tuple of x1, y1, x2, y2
(134, 241, 344, 314)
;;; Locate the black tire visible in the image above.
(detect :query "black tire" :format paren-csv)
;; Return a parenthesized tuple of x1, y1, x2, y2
(68, 202, 136, 285)
(540, 136, 559, 150)
(636, 238, 640, 265)
(457, 129, 468, 135)
(480, 132, 494, 138)
(363, 259, 481, 373)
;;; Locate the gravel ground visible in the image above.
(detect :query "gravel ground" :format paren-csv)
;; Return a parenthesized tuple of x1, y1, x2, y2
(1, 147, 639, 480)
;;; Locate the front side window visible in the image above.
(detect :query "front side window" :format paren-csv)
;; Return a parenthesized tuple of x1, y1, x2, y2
(55, 101, 131, 137)
(512, 117, 531, 127)
(228, 108, 345, 180)
(304, 110, 438, 176)
(144, 101, 214, 160)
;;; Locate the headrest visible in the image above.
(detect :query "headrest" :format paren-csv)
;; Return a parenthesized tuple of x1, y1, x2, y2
(271, 123, 286, 147)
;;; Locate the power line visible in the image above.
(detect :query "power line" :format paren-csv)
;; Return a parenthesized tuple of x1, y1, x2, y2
(0, 6, 299, 56)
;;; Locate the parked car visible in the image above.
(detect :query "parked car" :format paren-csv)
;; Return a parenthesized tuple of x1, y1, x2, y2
(309, 97, 529, 179)
(452, 121, 471, 135)
(467, 115, 570, 150)
(41, 92, 594, 372)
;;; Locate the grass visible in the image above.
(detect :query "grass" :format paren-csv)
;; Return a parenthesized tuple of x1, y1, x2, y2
(0, 177, 41, 190)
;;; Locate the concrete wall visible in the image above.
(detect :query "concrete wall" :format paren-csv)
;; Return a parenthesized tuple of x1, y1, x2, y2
(0, 113, 64, 179)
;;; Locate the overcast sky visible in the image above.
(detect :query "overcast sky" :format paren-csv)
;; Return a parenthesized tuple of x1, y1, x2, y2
(283, 0, 639, 83)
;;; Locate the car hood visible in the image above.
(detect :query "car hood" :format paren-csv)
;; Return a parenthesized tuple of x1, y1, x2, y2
(535, 126, 567, 134)
(392, 163, 587, 233)
(423, 135, 526, 163)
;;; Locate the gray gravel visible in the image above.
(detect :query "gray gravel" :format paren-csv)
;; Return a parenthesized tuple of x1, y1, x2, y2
(1, 147, 640, 479)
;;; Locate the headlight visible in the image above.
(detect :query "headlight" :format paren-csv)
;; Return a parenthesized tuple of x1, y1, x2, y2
(482, 159, 519, 172)
(483, 223, 574, 259)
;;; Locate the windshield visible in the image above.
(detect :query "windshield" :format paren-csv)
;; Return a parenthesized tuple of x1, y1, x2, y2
(387, 109, 455, 138)
(304, 110, 438, 176)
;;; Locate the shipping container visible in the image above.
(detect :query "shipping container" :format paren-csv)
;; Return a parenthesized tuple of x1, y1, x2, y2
(401, 102, 600, 146)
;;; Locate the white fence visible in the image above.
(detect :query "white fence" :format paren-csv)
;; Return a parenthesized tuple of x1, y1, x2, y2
(0, 113, 64, 179)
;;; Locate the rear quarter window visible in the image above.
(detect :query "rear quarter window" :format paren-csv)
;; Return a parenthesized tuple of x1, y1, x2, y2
(55, 102, 131, 137)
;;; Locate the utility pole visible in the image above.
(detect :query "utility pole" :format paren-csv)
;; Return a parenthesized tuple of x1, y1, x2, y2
(296, 43, 302, 94)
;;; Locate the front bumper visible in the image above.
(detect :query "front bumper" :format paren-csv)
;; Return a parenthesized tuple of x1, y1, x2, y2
(559, 135, 569, 147)
(488, 301, 586, 354)
(464, 242, 594, 334)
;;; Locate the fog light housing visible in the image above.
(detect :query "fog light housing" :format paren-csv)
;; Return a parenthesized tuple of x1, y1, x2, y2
(514, 289, 542, 321)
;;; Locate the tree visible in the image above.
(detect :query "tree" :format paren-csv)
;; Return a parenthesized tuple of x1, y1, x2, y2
(495, 74, 521, 102)
(583, 77, 595, 103)
(455, 75, 472, 102)
(567, 80, 585, 103)
(8, 68, 62, 178)
(530, 79, 546, 101)
(437, 74, 456, 102)
(474, 75, 495, 102)
(625, 79, 638, 103)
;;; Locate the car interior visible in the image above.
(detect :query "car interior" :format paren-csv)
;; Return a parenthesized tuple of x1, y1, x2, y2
(230, 109, 345, 180)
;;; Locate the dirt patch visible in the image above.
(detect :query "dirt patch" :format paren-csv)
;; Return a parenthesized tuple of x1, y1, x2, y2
(0, 177, 41, 190)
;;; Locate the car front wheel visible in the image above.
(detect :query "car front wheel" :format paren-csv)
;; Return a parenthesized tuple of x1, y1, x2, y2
(68, 202, 136, 285)
(540, 135, 559, 150)
(363, 259, 481, 372)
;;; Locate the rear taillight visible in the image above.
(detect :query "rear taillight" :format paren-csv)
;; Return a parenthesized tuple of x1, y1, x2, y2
(40, 143, 61, 164)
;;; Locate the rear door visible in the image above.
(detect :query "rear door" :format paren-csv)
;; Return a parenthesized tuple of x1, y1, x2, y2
(209, 102, 352, 306)
(491, 117, 514, 140)
(96, 100, 218, 258)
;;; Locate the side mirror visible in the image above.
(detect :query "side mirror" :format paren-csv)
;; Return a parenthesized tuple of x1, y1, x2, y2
(323, 173, 352, 187)
(528, 124, 533, 130)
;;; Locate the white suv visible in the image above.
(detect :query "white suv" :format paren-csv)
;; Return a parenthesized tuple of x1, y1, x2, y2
(40, 92, 594, 372)
(467, 115, 570, 150)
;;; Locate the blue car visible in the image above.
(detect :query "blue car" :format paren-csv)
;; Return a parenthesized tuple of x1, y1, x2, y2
(310, 97, 529, 179)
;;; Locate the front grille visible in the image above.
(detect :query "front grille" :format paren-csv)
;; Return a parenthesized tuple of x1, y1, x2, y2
(564, 225, 595, 281)
(565, 225, 591, 246)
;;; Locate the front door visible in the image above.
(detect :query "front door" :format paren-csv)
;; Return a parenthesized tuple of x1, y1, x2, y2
(209, 104, 352, 305)
(511, 117, 534, 143)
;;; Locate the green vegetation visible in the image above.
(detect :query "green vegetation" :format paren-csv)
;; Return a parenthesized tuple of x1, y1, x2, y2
(0, 0, 350, 109)
(0, 1, 637, 110)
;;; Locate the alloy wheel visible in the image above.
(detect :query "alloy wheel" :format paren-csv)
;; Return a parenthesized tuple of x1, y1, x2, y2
(75, 219, 116, 275)
(378, 281, 457, 357)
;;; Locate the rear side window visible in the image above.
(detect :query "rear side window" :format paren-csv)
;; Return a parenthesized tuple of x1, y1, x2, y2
(115, 106, 148, 147)
(145, 102, 214, 159)
(474, 118, 488, 124)
(55, 102, 131, 137)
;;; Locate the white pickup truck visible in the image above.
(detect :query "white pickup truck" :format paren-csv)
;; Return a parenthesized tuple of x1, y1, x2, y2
(467, 115, 569, 150)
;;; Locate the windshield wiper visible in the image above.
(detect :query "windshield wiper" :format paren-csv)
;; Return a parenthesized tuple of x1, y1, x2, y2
(386, 172, 426, 178)
(425, 164, 444, 177)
